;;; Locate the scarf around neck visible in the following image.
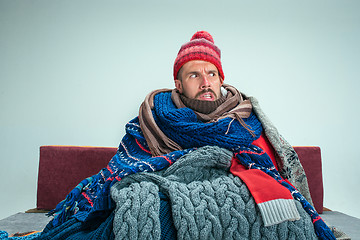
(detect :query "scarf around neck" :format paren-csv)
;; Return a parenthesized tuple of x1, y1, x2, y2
(139, 84, 257, 156)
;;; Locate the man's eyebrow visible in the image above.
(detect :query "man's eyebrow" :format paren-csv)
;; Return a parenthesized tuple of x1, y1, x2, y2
(186, 71, 199, 76)
(208, 69, 218, 74)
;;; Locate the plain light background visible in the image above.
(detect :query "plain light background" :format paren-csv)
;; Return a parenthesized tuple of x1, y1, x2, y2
(1, 0, 359, 220)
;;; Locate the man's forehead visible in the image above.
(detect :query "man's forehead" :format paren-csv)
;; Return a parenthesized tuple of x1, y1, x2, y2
(182, 60, 218, 71)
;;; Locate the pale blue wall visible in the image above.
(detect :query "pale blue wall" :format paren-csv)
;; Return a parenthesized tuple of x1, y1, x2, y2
(1, 0, 359, 220)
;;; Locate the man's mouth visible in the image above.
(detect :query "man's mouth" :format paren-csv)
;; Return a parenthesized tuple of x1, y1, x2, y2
(196, 90, 216, 101)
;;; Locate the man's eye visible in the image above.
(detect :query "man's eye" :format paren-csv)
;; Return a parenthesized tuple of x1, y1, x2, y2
(190, 74, 197, 78)
(209, 73, 216, 77)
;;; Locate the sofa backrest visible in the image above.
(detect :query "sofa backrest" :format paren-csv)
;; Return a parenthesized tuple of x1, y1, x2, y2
(37, 146, 117, 211)
(36, 145, 323, 213)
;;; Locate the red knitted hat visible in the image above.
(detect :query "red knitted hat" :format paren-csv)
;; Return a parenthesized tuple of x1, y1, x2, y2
(173, 31, 224, 80)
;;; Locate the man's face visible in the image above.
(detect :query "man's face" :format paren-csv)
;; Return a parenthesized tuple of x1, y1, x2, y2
(175, 60, 223, 101)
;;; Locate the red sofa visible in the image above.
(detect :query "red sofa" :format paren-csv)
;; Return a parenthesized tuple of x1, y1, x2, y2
(36, 145, 324, 214)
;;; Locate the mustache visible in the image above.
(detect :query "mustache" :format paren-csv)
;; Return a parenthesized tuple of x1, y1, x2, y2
(195, 88, 217, 99)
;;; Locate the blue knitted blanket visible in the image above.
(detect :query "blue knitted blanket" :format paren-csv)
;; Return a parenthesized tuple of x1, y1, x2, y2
(40, 91, 334, 240)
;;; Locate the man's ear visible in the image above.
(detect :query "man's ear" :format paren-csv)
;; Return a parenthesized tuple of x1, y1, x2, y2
(174, 79, 183, 93)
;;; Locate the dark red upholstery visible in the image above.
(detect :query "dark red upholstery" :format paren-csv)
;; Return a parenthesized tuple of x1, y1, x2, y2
(294, 146, 323, 214)
(37, 146, 117, 210)
(36, 145, 324, 213)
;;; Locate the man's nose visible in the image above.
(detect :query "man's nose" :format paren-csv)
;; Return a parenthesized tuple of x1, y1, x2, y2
(200, 75, 211, 89)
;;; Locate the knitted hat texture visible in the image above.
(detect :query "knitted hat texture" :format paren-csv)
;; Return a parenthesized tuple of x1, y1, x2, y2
(173, 31, 224, 80)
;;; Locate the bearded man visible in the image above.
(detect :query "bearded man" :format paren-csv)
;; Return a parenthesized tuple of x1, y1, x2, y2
(40, 31, 335, 240)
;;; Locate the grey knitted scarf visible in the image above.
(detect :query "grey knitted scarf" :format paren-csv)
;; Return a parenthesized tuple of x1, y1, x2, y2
(111, 146, 317, 240)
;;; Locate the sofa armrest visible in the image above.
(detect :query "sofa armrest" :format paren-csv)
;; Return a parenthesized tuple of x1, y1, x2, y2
(36, 146, 117, 210)
(293, 146, 323, 214)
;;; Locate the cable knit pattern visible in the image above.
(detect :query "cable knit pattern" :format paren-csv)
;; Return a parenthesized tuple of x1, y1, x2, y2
(111, 146, 317, 240)
(112, 182, 161, 240)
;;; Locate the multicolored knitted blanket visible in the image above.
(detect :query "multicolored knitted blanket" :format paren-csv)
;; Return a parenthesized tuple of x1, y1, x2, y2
(47, 117, 192, 227)
(42, 91, 334, 239)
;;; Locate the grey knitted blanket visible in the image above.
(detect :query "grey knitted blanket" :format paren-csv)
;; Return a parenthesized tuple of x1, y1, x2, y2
(111, 146, 317, 240)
